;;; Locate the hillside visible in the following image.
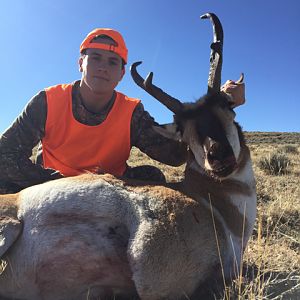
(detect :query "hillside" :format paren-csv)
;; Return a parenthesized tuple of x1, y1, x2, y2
(244, 131, 300, 144)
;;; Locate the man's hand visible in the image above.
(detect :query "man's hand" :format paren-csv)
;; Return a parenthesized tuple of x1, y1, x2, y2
(221, 75, 246, 108)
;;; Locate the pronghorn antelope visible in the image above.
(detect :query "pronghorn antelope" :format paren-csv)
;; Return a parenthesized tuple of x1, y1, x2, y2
(0, 13, 256, 300)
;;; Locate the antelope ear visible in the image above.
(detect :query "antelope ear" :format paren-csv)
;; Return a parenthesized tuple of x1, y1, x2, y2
(152, 124, 182, 141)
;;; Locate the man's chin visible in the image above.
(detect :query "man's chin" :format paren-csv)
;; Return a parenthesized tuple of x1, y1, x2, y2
(92, 87, 114, 96)
(89, 82, 112, 93)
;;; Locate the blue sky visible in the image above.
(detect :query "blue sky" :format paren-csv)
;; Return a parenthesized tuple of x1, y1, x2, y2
(0, 0, 299, 133)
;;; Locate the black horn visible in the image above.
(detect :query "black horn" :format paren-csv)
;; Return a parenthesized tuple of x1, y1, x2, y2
(130, 61, 183, 114)
(200, 13, 224, 95)
(236, 73, 244, 84)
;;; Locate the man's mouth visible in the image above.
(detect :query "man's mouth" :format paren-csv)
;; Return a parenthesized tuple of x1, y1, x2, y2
(94, 75, 109, 81)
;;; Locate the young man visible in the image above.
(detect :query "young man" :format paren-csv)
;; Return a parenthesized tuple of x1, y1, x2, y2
(0, 28, 245, 194)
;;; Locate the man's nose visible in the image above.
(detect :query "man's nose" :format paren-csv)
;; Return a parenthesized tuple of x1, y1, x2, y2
(97, 60, 108, 71)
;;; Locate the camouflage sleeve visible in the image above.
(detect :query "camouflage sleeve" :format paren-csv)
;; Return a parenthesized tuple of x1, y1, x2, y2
(130, 102, 187, 166)
(0, 91, 62, 188)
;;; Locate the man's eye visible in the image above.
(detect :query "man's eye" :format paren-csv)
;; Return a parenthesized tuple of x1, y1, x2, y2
(109, 60, 118, 66)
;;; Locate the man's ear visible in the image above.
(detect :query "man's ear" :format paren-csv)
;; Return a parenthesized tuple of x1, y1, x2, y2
(78, 57, 84, 72)
(152, 124, 182, 141)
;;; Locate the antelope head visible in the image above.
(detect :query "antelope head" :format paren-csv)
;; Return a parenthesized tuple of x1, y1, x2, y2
(131, 13, 245, 180)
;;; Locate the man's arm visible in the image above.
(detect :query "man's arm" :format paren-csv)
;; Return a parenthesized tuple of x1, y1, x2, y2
(0, 91, 62, 189)
(130, 103, 187, 166)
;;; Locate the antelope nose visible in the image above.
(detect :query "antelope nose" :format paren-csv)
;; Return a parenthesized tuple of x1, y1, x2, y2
(207, 142, 234, 163)
(208, 142, 224, 162)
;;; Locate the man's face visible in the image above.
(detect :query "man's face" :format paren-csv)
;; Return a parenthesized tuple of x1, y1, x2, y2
(79, 39, 125, 95)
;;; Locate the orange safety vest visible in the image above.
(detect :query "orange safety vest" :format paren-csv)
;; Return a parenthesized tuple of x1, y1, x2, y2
(42, 83, 140, 176)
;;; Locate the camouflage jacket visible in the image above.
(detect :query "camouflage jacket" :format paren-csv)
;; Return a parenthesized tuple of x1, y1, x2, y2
(0, 81, 187, 189)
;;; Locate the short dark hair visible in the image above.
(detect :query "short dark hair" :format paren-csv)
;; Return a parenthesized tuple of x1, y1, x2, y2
(80, 34, 126, 69)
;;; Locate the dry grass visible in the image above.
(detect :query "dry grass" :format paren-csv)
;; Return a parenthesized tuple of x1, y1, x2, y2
(6, 133, 300, 299)
(127, 132, 300, 299)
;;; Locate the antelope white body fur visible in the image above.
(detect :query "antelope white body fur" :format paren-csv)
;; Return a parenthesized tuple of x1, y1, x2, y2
(0, 145, 256, 300)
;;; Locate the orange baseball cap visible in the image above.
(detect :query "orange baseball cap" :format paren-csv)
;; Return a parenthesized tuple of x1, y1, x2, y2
(80, 28, 128, 64)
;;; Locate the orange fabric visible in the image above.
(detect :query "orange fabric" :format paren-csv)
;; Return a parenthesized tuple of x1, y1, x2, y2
(42, 83, 140, 176)
(80, 28, 128, 63)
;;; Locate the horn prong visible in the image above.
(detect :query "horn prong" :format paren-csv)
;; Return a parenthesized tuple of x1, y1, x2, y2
(145, 72, 154, 89)
(236, 73, 244, 84)
(130, 62, 183, 114)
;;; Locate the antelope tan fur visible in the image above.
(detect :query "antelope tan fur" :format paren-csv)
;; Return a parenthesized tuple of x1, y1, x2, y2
(0, 13, 256, 300)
